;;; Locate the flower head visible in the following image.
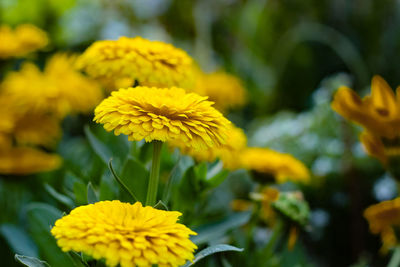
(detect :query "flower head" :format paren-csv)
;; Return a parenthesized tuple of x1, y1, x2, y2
(94, 86, 230, 150)
(364, 198, 400, 252)
(0, 147, 61, 175)
(77, 37, 196, 91)
(1, 54, 103, 118)
(332, 75, 400, 164)
(172, 124, 247, 169)
(0, 24, 48, 58)
(51, 200, 197, 267)
(240, 147, 310, 184)
(194, 71, 247, 112)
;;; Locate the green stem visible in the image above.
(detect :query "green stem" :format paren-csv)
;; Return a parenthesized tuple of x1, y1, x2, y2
(145, 141, 163, 206)
(388, 246, 400, 267)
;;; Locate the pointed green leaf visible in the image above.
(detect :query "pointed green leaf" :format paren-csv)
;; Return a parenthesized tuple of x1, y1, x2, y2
(26, 203, 74, 267)
(183, 244, 243, 266)
(121, 157, 149, 203)
(44, 184, 74, 208)
(0, 224, 38, 257)
(108, 159, 138, 202)
(15, 255, 50, 267)
(87, 182, 98, 204)
(84, 125, 112, 165)
(99, 171, 117, 201)
(154, 200, 169, 211)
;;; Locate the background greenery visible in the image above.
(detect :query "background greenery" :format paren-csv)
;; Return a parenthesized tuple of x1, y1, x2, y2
(1, 0, 398, 266)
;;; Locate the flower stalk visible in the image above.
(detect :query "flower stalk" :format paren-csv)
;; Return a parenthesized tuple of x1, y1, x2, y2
(146, 140, 163, 206)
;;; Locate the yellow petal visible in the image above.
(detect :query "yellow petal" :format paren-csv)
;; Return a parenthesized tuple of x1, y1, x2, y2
(371, 75, 398, 118)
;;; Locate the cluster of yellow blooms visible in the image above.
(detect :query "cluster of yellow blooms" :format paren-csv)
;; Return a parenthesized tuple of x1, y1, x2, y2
(332, 75, 400, 253)
(364, 198, 400, 253)
(0, 24, 48, 58)
(332, 75, 400, 165)
(47, 36, 313, 266)
(52, 201, 197, 267)
(0, 49, 102, 174)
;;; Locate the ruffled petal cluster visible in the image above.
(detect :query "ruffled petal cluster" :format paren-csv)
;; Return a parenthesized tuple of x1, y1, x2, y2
(364, 198, 400, 252)
(240, 147, 310, 184)
(77, 36, 196, 91)
(94, 86, 230, 150)
(194, 71, 247, 112)
(51, 201, 197, 267)
(332, 75, 400, 164)
(172, 124, 247, 169)
(1, 54, 103, 118)
(0, 24, 48, 58)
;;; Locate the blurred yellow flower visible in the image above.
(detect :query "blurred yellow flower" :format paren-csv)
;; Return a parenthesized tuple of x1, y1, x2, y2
(173, 124, 247, 170)
(0, 24, 48, 58)
(364, 198, 400, 253)
(94, 86, 230, 150)
(51, 200, 197, 267)
(251, 187, 280, 224)
(77, 36, 196, 91)
(332, 75, 400, 164)
(194, 71, 247, 112)
(240, 147, 310, 184)
(13, 113, 61, 148)
(1, 54, 103, 118)
(0, 147, 61, 175)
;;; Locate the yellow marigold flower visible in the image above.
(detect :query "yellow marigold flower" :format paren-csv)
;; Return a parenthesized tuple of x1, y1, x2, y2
(77, 36, 196, 91)
(0, 24, 48, 58)
(0, 147, 61, 175)
(1, 54, 102, 118)
(51, 200, 197, 267)
(332, 75, 400, 164)
(194, 71, 247, 112)
(240, 147, 310, 184)
(364, 198, 400, 253)
(172, 124, 247, 169)
(94, 86, 230, 150)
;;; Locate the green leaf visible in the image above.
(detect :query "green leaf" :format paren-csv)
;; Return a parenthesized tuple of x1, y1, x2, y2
(73, 180, 87, 206)
(44, 184, 74, 208)
(0, 224, 38, 257)
(84, 125, 112, 165)
(108, 159, 138, 202)
(68, 252, 88, 267)
(99, 171, 117, 201)
(182, 244, 243, 266)
(162, 156, 193, 205)
(194, 162, 207, 181)
(25, 203, 74, 267)
(205, 162, 229, 187)
(15, 254, 50, 267)
(154, 200, 169, 210)
(192, 212, 251, 245)
(87, 182, 98, 204)
(121, 157, 149, 203)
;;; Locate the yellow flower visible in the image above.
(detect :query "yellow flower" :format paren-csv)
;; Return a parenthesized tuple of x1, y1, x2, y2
(77, 36, 196, 91)
(240, 147, 310, 184)
(0, 24, 48, 58)
(13, 113, 61, 148)
(194, 71, 247, 112)
(51, 200, 197, 267)
(94, 86, 230, 150)
(250, 187, 280, 224)
(1, 54, 103, 118)
(364, 198, 400, 253)
(172, 124, 247, 169)
(332, 75, 400, 164)
(0, 147, 61, 175)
